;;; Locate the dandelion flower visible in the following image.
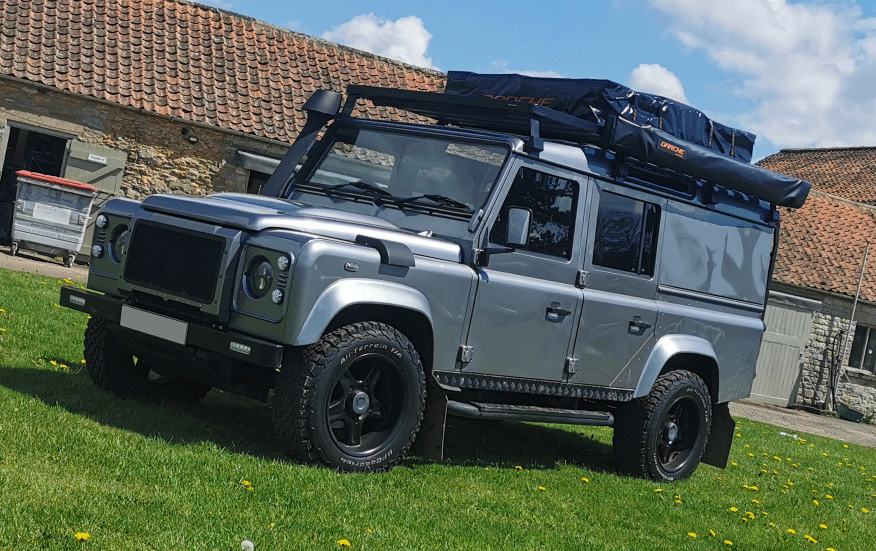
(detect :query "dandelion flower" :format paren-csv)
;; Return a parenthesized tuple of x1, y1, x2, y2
(730, 507, 739, 512)
(863, 508, 870, 513)
(709, 530, 717, 537)
(687, 532, 697, 538)
(788, 529, 797, 534)
(538, 486, 546, 491)
(337, 540, 351, 547)
(724, 540, 733, 546)
(654, 488, 663, 493)
(731, 462, 739, 467)
(804, 535, 817, 543)
(813, 500, 819, 506)
(819, 524, 827, 529)
(74, 533, 90, 542)
(581, 477, 589, 483)
(826, 495, 833, 499)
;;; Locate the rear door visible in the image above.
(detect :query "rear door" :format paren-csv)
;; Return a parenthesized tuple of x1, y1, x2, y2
(569, 181, 664, 390)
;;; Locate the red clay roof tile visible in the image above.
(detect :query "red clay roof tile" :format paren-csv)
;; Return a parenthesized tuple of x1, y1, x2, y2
(0, 0, 445, 143)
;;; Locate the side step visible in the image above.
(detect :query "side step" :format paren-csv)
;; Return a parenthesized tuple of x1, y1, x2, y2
(447, 401, 614, 426)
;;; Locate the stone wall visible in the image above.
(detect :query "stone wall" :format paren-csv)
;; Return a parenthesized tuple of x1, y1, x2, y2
(772, 282, 876, 422)
(0, 77, 289, 200)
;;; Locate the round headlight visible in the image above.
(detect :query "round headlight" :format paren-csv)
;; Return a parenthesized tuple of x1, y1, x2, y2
(95, 214, 108, 228)
(246, 258, 274, 298)
(109, 226, 130, 263)
(271, 289, 284, 304)
(277, 255, 290, 271)
(91, 244, 104, 258)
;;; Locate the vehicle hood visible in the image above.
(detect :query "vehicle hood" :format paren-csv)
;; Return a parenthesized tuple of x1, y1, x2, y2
(140, 193, 463, 262)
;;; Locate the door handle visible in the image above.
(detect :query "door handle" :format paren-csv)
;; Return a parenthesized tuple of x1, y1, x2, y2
(628, 316, 652, 335)
(546, 304, 572, 321)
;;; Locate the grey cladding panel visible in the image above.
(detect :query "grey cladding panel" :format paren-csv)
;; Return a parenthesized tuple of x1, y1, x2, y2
(659, 203, 772, 304)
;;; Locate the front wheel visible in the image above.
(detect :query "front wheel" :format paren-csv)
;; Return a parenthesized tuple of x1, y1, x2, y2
(272, 322, 426, 472)
(613, 370, 712, 481)
(84, 316, 210, 401)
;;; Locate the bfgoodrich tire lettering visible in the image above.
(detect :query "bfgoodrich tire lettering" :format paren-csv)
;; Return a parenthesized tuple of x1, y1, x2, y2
(272, 322, 426, 472)
(84, 316, 210, 401)
(613, 370, 712, 481)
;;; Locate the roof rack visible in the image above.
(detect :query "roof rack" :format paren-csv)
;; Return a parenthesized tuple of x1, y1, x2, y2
(340, 85, 810, 209)
(344, 85, 602, 153)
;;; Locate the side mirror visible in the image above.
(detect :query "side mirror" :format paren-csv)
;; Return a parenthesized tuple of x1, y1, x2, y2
(506, 207, 531, 247)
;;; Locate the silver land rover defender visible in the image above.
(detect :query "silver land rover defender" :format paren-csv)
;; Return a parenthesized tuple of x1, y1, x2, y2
(61, 73, 810, 481)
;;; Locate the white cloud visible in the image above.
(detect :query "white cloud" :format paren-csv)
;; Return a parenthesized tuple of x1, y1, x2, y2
(488, 61, 565, 78)
(322, 14, 436, 69)
(648, 0, 876, 149)
(628, 63, 690, 104)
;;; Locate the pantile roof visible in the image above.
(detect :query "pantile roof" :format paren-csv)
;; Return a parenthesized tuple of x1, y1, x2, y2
(759, 147, 876, 302)
(775, 190, 876, 303)
(0, 0, 446, 142)
(760, 147, 876, 204)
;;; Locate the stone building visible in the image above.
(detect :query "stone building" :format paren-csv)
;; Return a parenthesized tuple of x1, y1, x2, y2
(0, 0, 444, 252)
(760, 147, 876, 418)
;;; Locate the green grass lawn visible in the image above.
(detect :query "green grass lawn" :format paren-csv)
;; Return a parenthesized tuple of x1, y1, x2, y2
(1, 266, 874, 551)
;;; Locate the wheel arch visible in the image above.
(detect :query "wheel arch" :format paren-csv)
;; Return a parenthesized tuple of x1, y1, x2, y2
(634, 335, 719, 403)
(293, 279, 435, 373)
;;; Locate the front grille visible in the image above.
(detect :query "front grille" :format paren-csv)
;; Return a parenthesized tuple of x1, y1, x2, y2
(124, 222, 225, 303)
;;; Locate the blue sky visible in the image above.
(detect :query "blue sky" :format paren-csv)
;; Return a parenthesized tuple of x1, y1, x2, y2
(201, 0, 876, 160)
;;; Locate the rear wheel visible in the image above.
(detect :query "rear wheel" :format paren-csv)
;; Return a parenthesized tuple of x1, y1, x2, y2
(272, 322, 426, 472)
(613, 370, 711, 481)
(84, 316, 210, 401)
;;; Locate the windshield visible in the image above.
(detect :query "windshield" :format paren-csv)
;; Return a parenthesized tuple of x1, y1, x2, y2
(302, 127, 508, 215)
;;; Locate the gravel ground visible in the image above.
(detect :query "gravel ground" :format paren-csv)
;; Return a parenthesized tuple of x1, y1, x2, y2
(2, 245, 875, 449)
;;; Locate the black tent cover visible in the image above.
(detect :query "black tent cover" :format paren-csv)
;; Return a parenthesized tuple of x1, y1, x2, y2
(445, 71, 810, 209)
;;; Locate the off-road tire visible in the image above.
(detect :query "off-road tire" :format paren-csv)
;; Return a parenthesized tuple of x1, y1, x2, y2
(84, 316, 210, 402)
(613, 370, 711, 481)
(272, 322, 426, 472)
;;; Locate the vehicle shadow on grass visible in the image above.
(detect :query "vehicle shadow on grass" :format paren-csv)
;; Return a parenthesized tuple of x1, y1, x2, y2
(0, 365, 618, 473)
(0, 364, 286, 461)
(426, 417, 617, 474)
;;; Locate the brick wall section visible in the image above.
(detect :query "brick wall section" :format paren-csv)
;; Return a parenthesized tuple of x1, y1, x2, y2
(1, 78, 288, 198)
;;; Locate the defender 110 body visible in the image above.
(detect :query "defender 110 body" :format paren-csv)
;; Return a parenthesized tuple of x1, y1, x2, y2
(61, 74, 810, 480)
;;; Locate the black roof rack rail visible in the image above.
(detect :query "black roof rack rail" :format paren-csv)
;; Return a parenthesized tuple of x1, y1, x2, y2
(343, 85, 603, 153)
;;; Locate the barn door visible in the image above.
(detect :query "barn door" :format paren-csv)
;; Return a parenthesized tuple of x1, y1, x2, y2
(62, 141, 126, 255)
(751, 291, 821, 407)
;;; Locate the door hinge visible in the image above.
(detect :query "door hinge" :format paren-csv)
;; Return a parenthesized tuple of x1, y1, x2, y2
(576, 270, 590, 288)
(565, 358, 579, 375)
(459, 345, 474, 363)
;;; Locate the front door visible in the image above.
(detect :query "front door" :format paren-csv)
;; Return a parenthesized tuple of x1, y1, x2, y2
(464, 162, 588, 381)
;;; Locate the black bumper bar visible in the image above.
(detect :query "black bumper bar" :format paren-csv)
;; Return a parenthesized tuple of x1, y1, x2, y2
(60, 286, 284, 369)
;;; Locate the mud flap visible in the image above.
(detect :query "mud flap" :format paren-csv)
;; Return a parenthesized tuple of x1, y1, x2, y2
(701, 402, 735, 469)
(410, 376, 448, 461)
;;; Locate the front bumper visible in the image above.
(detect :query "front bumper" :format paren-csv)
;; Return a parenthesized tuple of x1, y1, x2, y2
(60, 286, 284, 369)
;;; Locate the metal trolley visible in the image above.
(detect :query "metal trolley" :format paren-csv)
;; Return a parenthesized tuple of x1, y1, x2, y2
(10, 170, 98, 267)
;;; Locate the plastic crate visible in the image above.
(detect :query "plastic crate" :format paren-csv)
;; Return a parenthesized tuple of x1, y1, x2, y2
(10, 170, 98, 267)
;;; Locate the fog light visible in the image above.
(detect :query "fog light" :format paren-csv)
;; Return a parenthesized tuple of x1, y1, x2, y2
(95, 214, 108, 228)
(91, 244, 104, 258)
(277, 254, 290, 271)
(271, 289, 284, 304)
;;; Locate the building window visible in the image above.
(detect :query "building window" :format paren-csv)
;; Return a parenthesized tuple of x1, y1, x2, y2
(848, 324, 876, 372)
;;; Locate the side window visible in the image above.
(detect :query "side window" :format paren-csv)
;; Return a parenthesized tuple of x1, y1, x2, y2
(490, 166, 578, 259)
(593, 191, 660, 276)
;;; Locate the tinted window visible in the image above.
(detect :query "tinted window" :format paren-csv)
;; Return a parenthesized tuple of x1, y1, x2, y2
(490, 167, 578, 259)
(593, 191, 660, 276)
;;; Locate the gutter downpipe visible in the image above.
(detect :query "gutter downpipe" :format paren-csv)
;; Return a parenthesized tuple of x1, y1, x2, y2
(832, 241, 869, 410)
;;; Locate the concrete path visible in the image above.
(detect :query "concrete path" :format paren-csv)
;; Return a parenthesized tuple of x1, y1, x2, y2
(730, 399, 876, 449)
(1, 246, 875, 449)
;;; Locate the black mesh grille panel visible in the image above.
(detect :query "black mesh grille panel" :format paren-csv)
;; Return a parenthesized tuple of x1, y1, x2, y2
(124, 222, 224, 303)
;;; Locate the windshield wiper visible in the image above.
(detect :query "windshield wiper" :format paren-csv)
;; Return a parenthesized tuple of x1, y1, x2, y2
(325, 180, 396, 205)
(395, 194, 472, 211)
